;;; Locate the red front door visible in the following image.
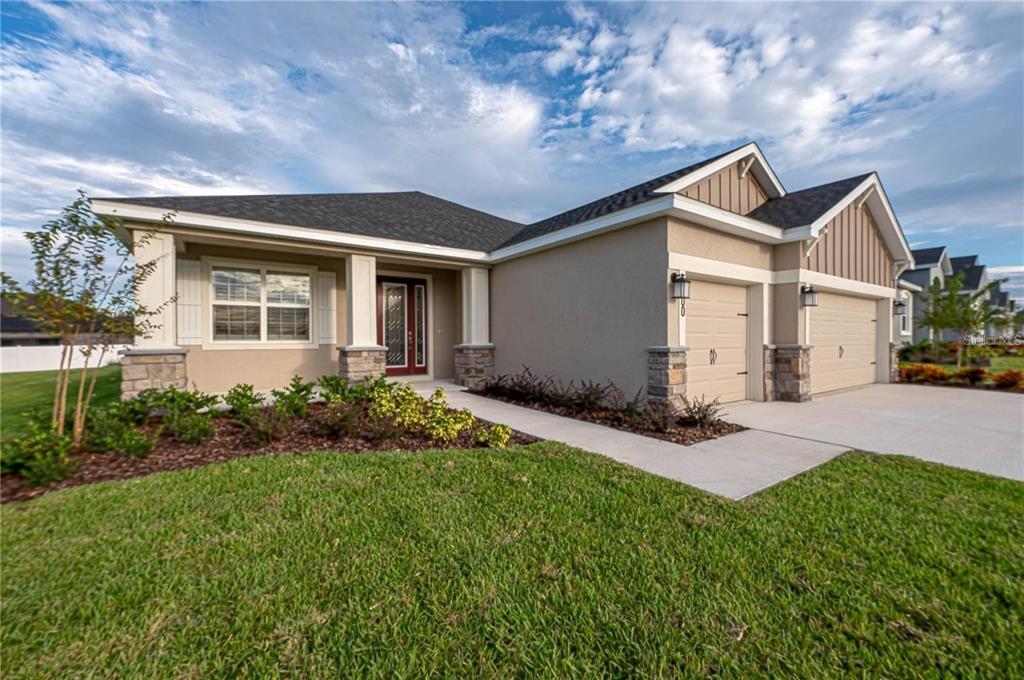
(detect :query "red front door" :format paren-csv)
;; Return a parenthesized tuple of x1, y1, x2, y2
(377, 277, 428, 376)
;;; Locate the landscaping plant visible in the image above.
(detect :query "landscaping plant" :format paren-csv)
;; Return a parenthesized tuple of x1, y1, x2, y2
(1, 420, 78, 486)
(223, 383, 264, 426)
(425, 389, 476, 443)
(473, 423, 512, 448)
(679, 394, 725, 427)
(917, 273, 1005, 368)
(271, 375, 316, 419)
(317, 398, 361, 437)
(317, 375, 353, 402)
(246, 406, 290, 446)
(0, 193, 176, 448)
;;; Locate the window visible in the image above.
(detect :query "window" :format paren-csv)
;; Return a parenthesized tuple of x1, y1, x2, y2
(900, 294, 911, 334)
(210, 264, 313, 344)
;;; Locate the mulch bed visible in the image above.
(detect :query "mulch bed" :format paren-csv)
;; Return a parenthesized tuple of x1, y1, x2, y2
(1, 403, 538, 504)
(469, 392, 744, 445)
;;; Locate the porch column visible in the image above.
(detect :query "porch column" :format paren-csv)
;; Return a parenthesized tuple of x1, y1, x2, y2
(454, 267, 494, 390)
(338, 253, 385, 382)
(876, 297, 895, 383)
(121, 230, 187, 399)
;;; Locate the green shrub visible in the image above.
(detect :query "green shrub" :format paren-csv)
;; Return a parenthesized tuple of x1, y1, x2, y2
(113, 428, 156, 458)
(271, 375, 315, 419)
(84, 404, 133, 453)
(425, 389, 476, 443)
(317, 375, 353, 402)
(473, 423, 512, 448)
(366, 413, 403, 443)
(679, 395, 724, 427)
(154, 385, 218, 416)
(247, 406, 289, 446)
(224, 383, 264, 426)
(121, 390, 160, 424)
(318, 398, 362, 437)
(164, 411, 216, 445)
(2, 420, 78, 486)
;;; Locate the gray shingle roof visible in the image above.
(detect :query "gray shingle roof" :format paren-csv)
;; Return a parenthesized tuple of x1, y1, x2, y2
(910, 246, 946, 267)
(99, 191, 525, 252)
(960, 265, 985, 290)
(499, 146, 744, 248)
(746, 174, 872, 228)
(950, 255, 979, 273)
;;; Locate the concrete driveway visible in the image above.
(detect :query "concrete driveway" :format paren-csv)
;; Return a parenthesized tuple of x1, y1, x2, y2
(725, 384, 1024, 481)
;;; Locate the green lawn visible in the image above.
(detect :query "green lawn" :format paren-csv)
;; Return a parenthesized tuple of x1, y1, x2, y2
(0, 364, 121, 443)
(2, 446, 1021, 676)
(900, 356, 1024, 374)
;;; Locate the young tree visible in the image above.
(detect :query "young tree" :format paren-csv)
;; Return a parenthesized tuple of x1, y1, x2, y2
(1, 192, 174, 447)
(918, 272, 1002, 368)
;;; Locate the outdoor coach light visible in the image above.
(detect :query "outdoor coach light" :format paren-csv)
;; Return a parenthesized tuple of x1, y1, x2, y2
(893, 299, 908, 315)
(671, 272, 691, 316)
(800, 285, 819, 307)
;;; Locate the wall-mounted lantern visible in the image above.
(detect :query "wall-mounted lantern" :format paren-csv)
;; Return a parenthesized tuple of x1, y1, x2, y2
(671, 272, 691, 316)
(893, 299, 908, 315)
(800, 285, 819, 307)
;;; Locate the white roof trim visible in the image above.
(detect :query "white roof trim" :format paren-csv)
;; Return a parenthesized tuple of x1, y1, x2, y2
(898, 279, 923, 292)
(92, 200, 491, 263)
(670, 195, 787, 243)
(652, 142, 786, 199)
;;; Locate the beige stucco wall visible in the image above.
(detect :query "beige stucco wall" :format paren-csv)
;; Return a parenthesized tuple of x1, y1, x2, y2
(771, 282, 804, 345)
(681, 163, 769, 215)
(667, 216, 773, 269)
(177, 244, 461, 392)
(775, 204, 894, 287)
(491, 219, 669, 397)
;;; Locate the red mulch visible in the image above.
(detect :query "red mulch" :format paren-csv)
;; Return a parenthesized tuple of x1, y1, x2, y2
(468, 392, 744, 445)
(1, 404, 538, 504)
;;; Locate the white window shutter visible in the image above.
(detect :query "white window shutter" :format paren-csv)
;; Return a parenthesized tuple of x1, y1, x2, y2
(175, 259, 202, 345)
(318, 271, 337, 345)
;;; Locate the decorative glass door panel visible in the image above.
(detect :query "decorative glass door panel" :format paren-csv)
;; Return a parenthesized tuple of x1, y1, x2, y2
(377, 277, 428, 376)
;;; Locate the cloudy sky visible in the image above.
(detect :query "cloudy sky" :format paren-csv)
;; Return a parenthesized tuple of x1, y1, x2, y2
(2, 1, 1022, 298)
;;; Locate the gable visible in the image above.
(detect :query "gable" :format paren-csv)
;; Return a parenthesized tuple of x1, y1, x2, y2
(680, 162, 769, 216)
(805, 200, 893, 287)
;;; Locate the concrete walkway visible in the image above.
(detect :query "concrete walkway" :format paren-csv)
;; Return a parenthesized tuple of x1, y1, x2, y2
(725, 384, 1024, 481)
(415, 383, 845, 500)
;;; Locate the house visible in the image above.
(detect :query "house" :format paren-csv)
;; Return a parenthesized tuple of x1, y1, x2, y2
(93, 142, 914, 407)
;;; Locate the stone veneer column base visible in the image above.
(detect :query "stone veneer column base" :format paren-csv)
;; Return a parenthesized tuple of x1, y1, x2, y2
(764, 344, 812, 402)
(889, 342, 899, 383)
(120, 347, 187, 400)
(338, 346, 386, 382)
(453, 344, 495, 390)
(647, 346, 687, 411)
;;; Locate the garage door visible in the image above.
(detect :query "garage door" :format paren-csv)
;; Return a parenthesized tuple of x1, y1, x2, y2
(685, 280, 748, 403)
(810, 292, 877, 394)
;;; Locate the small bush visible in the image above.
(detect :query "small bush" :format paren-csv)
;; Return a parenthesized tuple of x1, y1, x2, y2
(1, 421, 78, 486)
(154, 385, 218, 416)
(164, 411, 216, 445)
(317, 375, 353, 402)
(84, 404, 133, 453)
(121, 390, 160, 425)
(425, 389, 476, 443)
(367, 381, 426, 429)
(951, 366, 987, 386)
(473, 423, 512, 448)
(318, 398, 362, 437)
(366, 413, 403, 443)
(224, 383, 264, 426)
(642, 401, 678, 433)
(992, 369, 1024, 390)
(679, 395, 724, 427)
(899, 364, 949, 384)
(271, 375, 315, 419)
(113, 428, 156, 458)
(247, 406, 290, 446)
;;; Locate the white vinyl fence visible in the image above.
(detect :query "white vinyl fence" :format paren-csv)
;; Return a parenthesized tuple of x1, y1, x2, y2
(0, 345, 126, 374)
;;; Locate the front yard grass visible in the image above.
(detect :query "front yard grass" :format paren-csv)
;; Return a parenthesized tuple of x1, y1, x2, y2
(899, 356, 1024, 374)
(2, 446, 1021, 676)
(0, 364, 121, 444)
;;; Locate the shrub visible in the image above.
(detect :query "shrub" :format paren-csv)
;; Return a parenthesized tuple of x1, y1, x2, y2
(112, 428, 156, 458)
(951, 366, 987, 386)
(474, 423, 512, 448)
(83, 404, 133, 453)
(224, 383, 264, 426)
(121, 390, 160, 425)
(366, 413, 403, 443)
(679, 395, 724, 427)
(247, 406, 290, 446)
(992, 369, 1024, 390)
(318, 398, 362, 437)
(154, 385, 218, 416)
(317, 375, 353, 402)
(899, 364, 949, 384)
(1, 420, 78, 486)
(642, 401, 678, 433)
(368, 381, 426, 428)
(424, 389, 476, 443)
(271, 375, 315, 419)
(164, 411, 215, 444)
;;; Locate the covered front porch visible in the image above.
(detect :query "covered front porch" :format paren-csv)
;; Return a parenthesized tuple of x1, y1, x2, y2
(121, 230, 494, 397)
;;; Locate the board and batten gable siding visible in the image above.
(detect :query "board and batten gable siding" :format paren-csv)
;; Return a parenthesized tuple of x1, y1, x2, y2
(681, 163, 769, 215)
(774, 203, 894, 288)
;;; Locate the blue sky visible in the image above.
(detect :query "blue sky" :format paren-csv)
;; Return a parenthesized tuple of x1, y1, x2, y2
(2, 1, 1022, 298)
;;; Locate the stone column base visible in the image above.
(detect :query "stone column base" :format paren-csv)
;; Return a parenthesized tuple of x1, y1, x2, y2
(764, 344, 812, 402)
(454, 344, 495, 390)
(120, 348, 187, 400)
(647, 346, 687, 411)
(889, 342, 899, 383)
(338, 346, 386, 382)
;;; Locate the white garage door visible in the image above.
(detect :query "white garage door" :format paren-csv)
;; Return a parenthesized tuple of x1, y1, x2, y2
(810, 292, 877, 394)
(686, 280, 748, 403)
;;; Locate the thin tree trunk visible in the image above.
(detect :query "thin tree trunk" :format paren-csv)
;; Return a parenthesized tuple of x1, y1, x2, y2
(51, 343, 71, 426)
(71, 352, 93, 448)
(80, 348, 108, 440)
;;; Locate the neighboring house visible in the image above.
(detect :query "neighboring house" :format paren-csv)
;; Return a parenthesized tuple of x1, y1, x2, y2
(94, 142, 914, 406)
(0, 294, 132, 347)
(900, 246, 953, 343)
(894, 279, 921, 347)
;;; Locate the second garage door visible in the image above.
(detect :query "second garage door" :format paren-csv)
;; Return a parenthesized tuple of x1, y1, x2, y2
(686, 280, 748, 403)
(810, 292, 877, 394)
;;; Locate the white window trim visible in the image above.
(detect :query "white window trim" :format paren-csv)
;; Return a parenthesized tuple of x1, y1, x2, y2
(201, 256, 318, 350)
